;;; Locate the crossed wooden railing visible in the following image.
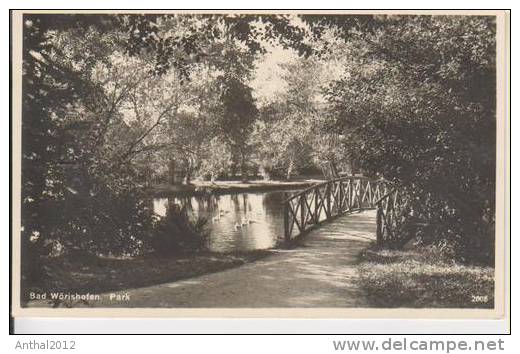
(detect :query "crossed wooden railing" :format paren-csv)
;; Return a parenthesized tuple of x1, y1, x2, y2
(282, 176, 410, 246)
(375, 188, 413, 246)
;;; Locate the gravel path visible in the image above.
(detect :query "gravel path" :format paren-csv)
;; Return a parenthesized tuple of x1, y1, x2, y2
(90, 210, 377, 308)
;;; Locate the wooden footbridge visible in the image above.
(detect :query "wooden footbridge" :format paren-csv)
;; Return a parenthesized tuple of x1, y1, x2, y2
(283, 176, 410, 246)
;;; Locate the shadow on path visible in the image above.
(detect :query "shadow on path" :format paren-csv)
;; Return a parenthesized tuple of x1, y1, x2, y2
(84, 210, 377, 308)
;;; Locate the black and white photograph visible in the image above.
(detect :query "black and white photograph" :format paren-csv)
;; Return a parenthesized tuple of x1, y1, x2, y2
(10, 10, 508, 318)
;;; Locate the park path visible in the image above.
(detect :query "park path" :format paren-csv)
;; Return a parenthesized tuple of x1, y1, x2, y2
(94, 210, 377, 308)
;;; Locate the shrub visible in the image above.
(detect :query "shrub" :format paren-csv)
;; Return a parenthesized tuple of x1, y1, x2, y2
(150, 205, 210, 255)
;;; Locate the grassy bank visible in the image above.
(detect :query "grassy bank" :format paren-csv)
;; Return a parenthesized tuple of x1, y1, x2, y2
(23, 250, 272, 307)
(357, 247, 494, 308)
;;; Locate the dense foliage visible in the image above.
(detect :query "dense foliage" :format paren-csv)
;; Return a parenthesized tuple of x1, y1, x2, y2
(21, 14, 317, 284)
(20, 13, 497, 281)
(321, 16, 496, 263)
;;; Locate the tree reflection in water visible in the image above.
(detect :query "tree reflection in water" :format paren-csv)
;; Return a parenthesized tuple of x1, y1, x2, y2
(153, 191, 294, 252)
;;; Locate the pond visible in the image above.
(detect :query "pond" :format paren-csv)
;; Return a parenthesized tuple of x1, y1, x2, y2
(153, 190, 300, 253)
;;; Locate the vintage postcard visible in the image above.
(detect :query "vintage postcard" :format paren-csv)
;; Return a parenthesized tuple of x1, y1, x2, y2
(10, 10, 510, 319)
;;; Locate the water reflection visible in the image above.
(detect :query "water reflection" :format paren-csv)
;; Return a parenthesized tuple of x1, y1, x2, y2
(153, 191, 293, 252)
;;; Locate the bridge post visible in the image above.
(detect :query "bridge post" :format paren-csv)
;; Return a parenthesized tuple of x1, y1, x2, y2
(300, 195, 305, 232)
(376, 204, 383, 245)
(326, 183, 331, 217)
(314, 188, 319, 224)
(283, 193, 290, 242)
(338, 180, 344, 212)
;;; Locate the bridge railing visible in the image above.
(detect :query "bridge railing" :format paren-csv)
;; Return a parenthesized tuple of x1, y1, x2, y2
(375, 189, 415, 247)
(282, 176, 389, 241)
(282, 176, 414, 247)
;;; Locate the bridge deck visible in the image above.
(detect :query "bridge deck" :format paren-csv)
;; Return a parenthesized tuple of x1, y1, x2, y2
(94, 210, 377, 308)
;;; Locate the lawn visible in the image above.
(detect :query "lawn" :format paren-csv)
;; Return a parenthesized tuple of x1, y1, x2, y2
(22, 250, 272, 307)
(357, 246, 494, 308)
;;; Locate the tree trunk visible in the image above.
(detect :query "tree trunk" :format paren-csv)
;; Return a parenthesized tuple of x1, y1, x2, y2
(230, 163, 237, 179)
(286, 160, 294, 180)
(168, 159, 181, 185)
(240, 152, 248, 182)
(259, 165, 271, 181)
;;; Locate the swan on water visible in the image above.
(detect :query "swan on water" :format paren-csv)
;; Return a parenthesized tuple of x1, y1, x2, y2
(219, 209, 227, 215)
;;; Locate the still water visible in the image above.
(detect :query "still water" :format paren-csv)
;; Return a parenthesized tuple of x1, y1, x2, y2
(153, 191, 297, 253)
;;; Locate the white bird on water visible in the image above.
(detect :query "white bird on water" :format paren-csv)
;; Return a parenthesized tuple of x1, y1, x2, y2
(219, 209, 229, 216)
(233, 222, 241, 230)
(241, 217, 250, 226)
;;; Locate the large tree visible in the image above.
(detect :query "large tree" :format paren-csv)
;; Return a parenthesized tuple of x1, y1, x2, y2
(322, 15, 496, 262)
(20, 13, 305, 272)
